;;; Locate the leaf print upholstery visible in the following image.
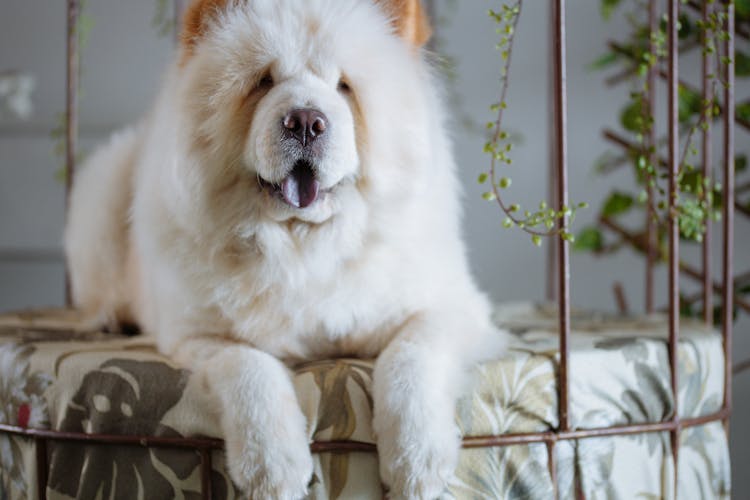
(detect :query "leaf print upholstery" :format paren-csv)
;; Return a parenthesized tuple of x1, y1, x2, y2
(0, 305, 733, 499)
(0, 343, 52, 498)
(47, 359, 201, 500)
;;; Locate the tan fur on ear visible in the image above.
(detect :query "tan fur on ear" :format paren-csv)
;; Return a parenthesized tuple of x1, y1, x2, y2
(376, 0, 432, 47)
(181, 0, 233, 62)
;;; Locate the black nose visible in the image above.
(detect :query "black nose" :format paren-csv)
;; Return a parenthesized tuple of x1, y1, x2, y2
(282, 108, 328, 147)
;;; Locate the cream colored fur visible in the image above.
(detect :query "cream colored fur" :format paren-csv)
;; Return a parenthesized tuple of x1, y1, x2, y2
(65, 0, 507, 497)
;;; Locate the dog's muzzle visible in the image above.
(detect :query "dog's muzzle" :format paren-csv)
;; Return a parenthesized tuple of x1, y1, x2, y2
(259, 108, 331, 209)
(260, 160, 320, 209)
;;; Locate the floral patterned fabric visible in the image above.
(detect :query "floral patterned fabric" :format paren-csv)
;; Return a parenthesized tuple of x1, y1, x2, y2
(0, 304, 730, 499)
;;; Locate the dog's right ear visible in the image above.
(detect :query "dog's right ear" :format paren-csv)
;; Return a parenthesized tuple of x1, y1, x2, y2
(180, 0, 233, 63)
(375, 0, 432, 48)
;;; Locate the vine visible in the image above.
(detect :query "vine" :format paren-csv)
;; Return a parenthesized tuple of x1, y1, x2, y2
(578, 0, 750, 319)
(479, 2, 587, 247)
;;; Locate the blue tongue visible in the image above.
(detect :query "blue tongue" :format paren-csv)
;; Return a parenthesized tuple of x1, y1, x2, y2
(281, 162, 320, 208)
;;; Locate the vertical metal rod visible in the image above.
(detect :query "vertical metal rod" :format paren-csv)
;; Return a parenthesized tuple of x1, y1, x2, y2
(701, 1, 714, 326)
(547, 6, 558, 303)
(721, 0, 735, 427)
(613, 282, 629, 315)
(552, 0, 570, 433)
(200, 448, 213, 500)
(546, 440, 559, 500)
(35, 438, 48, 500)
(64, 0, 79, 307)
(645, 0, 658, 314)
(545, 72, 560, 303)
(667, 0, 681, 492)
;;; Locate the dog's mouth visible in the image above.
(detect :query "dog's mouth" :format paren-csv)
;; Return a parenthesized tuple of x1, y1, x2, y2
(259, 160, 321, 209)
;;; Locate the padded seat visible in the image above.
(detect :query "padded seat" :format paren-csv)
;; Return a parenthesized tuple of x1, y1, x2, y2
(0, 303, 730, 499)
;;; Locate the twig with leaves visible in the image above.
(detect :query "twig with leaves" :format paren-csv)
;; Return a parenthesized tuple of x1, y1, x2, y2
(479, 2, 586, 247)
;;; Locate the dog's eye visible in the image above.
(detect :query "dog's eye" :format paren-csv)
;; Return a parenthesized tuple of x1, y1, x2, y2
(257, 73, 274, 90)
(337, 78, 351, 94)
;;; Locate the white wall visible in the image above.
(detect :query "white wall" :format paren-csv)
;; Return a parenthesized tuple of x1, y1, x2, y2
(1, 0, 748, 495)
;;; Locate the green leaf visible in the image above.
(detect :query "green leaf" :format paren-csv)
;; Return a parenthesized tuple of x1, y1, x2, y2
(620, 99, 645, 133)
(737, 51, 750, 77)
(601, 0, 623, 20)
(737, 102, 750, 123)
(679, 294, 696, 318)
(589, 52, 620, 71)
(677, 14, 693, 40)
(713, 304, 738, 324)
(678, 85, 701, 123)
(680, 170, 701, 193)
(738, 0, 750, 21)
(737, 154, 748, 173)
(574, 226, 604, 252)
(602, 191, 634, 217)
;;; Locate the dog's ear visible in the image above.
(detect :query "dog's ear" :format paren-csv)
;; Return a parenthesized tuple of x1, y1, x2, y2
(181, 0, 233, 61)
(376, 0, 432, 47)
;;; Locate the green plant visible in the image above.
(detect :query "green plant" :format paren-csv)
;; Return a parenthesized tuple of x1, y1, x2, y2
(479, 2, 587, 247)
(579, 0, 750, 319)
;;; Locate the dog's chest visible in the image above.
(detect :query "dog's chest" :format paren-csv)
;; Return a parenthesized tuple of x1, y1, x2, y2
(222, 260, 408, 361)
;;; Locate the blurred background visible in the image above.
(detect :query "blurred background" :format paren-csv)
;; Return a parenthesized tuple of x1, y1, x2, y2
(1, 0, 748, 495)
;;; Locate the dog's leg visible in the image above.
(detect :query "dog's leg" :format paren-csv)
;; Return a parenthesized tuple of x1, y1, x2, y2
(373, 310, 502, 499)
(172, 338, 313, 499)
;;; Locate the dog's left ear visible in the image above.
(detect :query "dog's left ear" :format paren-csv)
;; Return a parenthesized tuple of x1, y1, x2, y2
(181, 0, 234, 62)
(375, 0, 432, 47)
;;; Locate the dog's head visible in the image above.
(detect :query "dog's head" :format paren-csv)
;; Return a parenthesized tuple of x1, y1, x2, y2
(175, 0, 432, 226)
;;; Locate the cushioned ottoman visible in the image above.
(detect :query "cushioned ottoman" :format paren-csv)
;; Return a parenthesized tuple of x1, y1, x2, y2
(0, 303, 730, 499)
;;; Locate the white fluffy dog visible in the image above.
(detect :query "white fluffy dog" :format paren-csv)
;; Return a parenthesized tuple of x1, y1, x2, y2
(65, 0, 505, 497)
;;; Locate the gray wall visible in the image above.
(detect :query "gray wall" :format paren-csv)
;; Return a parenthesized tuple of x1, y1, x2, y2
(1, 0, 748, 494)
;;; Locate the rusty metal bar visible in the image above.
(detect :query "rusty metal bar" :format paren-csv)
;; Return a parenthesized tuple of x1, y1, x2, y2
(721, 0, 735, 427)
(1, 407, 730, 456)
(686, 0, 749, 40)
(35, 438, 48, 500)
(645, 0, 658, 314)
(461, 407, 730, 448)
(64, 0, 79, 307)
(667, 0, 681, 491)
(613, 282, 629, 315)
(654, 68, 750, 131)
(552, 0, 571, 434)
(547, 6, 558, 303)
(546, 440, 559, 499)
(0, 424, 224, 449)
(701, 0, 714, 326)
(200, 448, 213, 500)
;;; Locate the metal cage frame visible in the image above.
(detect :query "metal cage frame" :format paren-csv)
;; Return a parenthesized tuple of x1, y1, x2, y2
(0, 1, 736, 498)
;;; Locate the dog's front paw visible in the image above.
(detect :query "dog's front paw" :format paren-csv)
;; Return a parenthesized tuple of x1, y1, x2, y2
(374, 408, 460, 500)
(225, 421, 314, 500)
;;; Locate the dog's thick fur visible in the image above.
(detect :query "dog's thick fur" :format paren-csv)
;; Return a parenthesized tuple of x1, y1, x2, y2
(65, 0, 506, 497)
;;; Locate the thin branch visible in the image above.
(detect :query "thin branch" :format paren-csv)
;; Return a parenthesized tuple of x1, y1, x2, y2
(657, 69, 750, 132)
(735, 359, 750, 376)
(598, 216, 750, 313)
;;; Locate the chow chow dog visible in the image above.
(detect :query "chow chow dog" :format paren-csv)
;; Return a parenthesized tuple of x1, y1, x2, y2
(65, 0, 505, 497)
